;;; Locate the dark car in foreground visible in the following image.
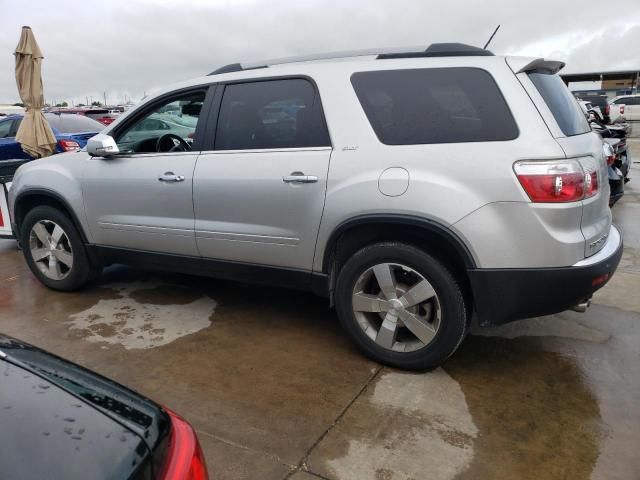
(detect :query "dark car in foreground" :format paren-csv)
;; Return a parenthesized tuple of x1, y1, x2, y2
(0, 113, 103, 160)
(0, 335, 208, 480)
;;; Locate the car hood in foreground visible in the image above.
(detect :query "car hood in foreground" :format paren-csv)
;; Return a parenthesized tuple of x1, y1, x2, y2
(0, 335, 170, 479)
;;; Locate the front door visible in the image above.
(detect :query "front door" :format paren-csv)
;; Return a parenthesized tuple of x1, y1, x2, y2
(194, 78, 332, 270)
(82, 89, 209, 256)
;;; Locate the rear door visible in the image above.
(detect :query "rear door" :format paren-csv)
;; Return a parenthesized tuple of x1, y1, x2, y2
(194, 78, 332, 270)
(515, 65, 611, 258)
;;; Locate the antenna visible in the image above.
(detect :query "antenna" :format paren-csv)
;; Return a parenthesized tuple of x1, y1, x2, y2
(483, 25, 501, 50)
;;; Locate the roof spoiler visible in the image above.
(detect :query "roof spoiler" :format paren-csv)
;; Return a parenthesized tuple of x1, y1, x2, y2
(516, 58, 566, 74)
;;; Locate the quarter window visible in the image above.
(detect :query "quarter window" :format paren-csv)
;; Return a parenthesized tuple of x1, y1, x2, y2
(0, 119, 13, 138)
(351, 67, 519, 145)
(215, 79, 330, 150)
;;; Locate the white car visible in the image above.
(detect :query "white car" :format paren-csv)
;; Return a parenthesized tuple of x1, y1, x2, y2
(610, 94, 640, 122)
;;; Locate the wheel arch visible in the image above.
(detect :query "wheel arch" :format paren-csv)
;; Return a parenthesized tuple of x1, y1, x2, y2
(14, 188, 89, 244)
(320, 215, 477, 310)
(322, 215, 476, 271)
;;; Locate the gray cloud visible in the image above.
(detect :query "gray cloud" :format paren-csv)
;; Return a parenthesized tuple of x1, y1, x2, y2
(1, 0, 638, 104)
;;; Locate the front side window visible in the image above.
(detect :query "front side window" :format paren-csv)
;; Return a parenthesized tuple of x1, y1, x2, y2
(116, 91, 205, 153)
(215, 79, 330, 150)
(351, 67, 519, 145)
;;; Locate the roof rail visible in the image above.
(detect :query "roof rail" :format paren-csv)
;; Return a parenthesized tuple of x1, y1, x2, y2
(208, 43, 494, 76)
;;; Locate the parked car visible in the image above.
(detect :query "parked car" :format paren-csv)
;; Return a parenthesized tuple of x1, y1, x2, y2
(0, 113, 103, 160)
(8, 43, 622, 370)
(575, 94, 611, 123)
(49, 108, 118, 126)
(610, 94, 640, 122)
(0, 334, 209, 479)
(578, 100, 603, 122)
(602, 140, 625, 206)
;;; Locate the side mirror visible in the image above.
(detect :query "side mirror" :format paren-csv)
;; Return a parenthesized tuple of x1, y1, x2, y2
(87, 133, 119, 157)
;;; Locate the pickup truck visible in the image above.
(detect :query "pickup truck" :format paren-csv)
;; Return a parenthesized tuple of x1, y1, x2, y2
(610, 94, 640, 122)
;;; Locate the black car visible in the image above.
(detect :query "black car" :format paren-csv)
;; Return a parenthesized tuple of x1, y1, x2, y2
(0, 335, 209, 480)
(576, 94, 611, 123)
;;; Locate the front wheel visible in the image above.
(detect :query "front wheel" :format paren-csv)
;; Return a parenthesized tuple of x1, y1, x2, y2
(335, 242, 468, 370)
(21, 205, 97, 291)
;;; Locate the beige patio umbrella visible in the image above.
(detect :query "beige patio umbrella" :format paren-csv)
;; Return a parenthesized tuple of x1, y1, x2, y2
(14, 26, 56, 158)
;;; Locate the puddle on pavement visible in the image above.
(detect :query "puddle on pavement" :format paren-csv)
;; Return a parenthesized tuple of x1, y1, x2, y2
(66, 281, 216, 349)
(316, 335, 601, 480)
(316, 368, 479, 480)
(445, 335, 601, 480)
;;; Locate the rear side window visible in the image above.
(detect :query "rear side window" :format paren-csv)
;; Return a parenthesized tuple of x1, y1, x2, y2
(528, 72, 590, 136)
(215, 79, 330, 150)
(46, 114, 103, 133)
(0, 119, 12, 138)
(351, 67, 518, 145)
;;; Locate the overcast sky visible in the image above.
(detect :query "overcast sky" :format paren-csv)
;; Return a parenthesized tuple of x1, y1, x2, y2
(1, 0, 639, 105)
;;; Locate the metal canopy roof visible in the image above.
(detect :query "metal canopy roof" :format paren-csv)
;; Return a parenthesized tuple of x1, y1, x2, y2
(561, 69, 640, 83)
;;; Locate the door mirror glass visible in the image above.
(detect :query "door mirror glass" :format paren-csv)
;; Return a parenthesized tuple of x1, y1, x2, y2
(87, 133, 120, 157)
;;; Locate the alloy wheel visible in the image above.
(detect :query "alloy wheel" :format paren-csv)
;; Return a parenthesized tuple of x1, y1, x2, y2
(351, 263, 441, 352)
(29, 220, 74, 280)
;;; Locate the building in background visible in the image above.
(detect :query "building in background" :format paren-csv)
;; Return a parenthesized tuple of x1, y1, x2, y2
(562, 69, 640, 100)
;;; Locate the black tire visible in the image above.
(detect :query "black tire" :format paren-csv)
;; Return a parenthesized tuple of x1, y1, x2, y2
(21, 205, 98, 291)
(335, 242, 468, 370)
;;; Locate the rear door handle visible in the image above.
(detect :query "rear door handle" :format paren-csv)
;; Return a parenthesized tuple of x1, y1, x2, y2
(283, 173, 318, 184)
(158, 172, 185, 182)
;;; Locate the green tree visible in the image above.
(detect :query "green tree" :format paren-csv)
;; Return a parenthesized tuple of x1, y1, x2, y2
(91, 101, 102, 107)
(12, 102, 24, 107)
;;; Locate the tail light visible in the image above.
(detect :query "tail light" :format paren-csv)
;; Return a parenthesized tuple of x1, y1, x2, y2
(0, 208, 4, 227)
(514, 158, 601, 203)
(58, 139, 81, 152)
(603, 143, 616, 166)
(158, 409, 209, 480)
(604, 105, 610, 116)
(620, 105, 625, 115)
(584, 167, 598, 198)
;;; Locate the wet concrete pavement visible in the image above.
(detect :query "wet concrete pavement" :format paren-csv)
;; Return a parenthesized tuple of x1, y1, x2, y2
(1, 140, 640, 480)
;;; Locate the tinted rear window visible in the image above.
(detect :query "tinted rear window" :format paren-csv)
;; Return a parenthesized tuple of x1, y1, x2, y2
(215, 79, 330, 150)
(351, 67, 519, 145)
(46, 114, 103, 133)
(528, 72, 590, 136)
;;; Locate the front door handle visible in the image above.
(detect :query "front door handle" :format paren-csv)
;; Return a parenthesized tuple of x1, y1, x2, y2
(158, 172, 185, 182)
(283, 172, 318, 184)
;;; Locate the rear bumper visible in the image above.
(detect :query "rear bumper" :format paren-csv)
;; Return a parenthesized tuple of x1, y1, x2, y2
(469, 225, 623, 326)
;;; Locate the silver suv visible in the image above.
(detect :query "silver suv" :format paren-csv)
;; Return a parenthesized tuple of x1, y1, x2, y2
(9, 43, 623, 369)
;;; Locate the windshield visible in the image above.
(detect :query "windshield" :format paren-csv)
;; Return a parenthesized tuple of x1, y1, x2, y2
(46, 114, 104, 133)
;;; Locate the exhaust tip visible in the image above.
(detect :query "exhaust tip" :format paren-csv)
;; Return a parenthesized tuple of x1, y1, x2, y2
(571, 298, 592, 313)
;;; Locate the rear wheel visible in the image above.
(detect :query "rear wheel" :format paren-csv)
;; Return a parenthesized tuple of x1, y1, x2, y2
(21, 205, 97, 291)
(335, 242, 468, 370)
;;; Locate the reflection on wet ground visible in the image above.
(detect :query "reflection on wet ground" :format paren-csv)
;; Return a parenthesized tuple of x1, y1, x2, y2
(0, 141, 639, 479)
